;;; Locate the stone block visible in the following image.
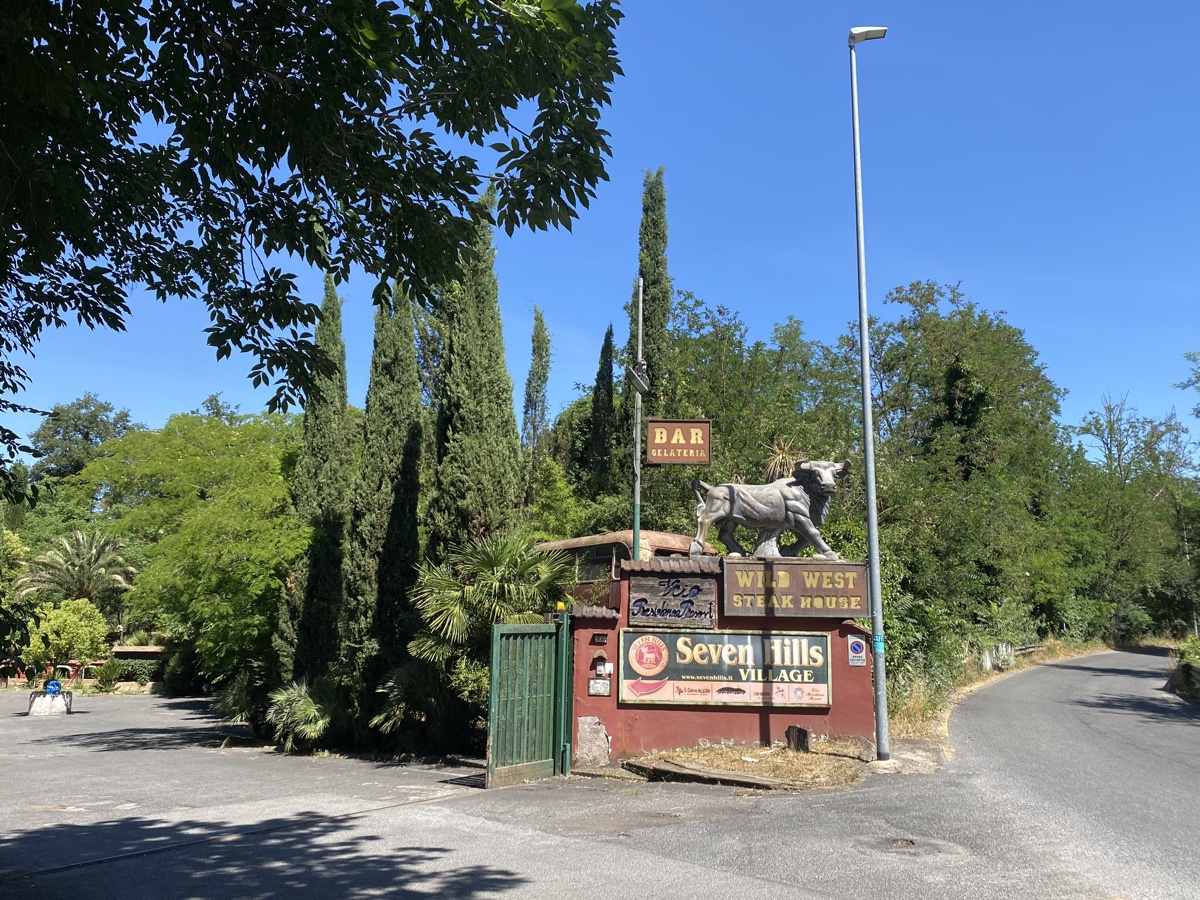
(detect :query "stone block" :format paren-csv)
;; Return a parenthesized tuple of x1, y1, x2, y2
(28, 691, 73, 716)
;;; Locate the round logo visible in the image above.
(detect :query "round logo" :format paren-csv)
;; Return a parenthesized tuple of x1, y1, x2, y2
(627, 634, 669, 678)
(849, 639, 866, 655)
(45, 680, 62, 696)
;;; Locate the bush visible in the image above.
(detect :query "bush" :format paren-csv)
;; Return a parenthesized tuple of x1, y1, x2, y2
(94, 657, 127, 692)
(1176, 637, 1200, 699)
(24, 599, 110, 670)
(212, 669, 271, 738)
(265, 680, 336, 752)
(162, 646, 205, 696)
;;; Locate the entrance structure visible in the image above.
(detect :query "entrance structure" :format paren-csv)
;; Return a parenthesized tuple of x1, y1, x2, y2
(570, 556, 874, 765)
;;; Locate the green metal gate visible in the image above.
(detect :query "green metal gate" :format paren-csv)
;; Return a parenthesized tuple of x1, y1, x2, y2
(486, 613, 572, 788)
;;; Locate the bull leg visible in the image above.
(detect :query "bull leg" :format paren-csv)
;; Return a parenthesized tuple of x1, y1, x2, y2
(752, 528, 783, 558)
(717, 519, 748, 557)
(691, 505, 714, 556)
(793, 519, 838, 560)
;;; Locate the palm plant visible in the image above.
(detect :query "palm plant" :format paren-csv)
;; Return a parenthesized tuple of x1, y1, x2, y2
(388, 532, 572, 739)
(16, 531, 137, 629)
(408, 531, 572, 664)
(764, 438, 807, 483)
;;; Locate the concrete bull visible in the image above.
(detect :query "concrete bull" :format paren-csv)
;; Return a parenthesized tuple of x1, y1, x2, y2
(690, 460, 850, 559)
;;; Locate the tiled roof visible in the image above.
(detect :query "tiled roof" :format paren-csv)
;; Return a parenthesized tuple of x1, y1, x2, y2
(620, 556, 722, 576)
(571, 604, 621, 620)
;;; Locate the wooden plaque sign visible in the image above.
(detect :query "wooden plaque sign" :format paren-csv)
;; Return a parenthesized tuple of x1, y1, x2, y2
(645, 419, 711, 465)
(724, 559, 868, 618)
(628, 574, 718, 629)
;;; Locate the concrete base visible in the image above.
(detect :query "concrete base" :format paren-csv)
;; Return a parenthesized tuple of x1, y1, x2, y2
(28, 691, 73, 716)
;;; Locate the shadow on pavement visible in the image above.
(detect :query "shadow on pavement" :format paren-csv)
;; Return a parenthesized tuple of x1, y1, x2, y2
(0, 811, 528, 898)
(28, 724, 254, 752)
(1070, 691, 1200, 725)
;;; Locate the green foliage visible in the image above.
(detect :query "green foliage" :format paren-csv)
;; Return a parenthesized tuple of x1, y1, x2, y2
(622, 168, 674, 422)
(212, 668, 272, 738)
(1180, 637, 1200, 667)
(288, 277, 354, 683)
(29, 394, 141, 482)
(14, 530, 136, 629)
(24, 599, 110, 668)
(93, 657, 127, 692)
(1, 528, 32, 659)
(162, 645, 206, 697)
(426, 195, 523, 561)
(266, 679, 337, 753)
(76, 411, 305, 690)
(107, 658, 164, 686)
(0, 0, 623, 502)
(408, 532, 571, 721)
(587, 325, 618, 496)
(339, 293, 424, 727)
(522, 305, 553, 497)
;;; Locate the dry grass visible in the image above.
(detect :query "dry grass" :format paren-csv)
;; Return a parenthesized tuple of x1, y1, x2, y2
(651, 738, 869, 789)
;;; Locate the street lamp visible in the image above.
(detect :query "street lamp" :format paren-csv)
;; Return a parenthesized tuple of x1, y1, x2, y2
(849, 24, 891, 762)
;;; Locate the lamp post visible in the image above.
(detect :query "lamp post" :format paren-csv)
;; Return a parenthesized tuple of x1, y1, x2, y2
(849, 24, 891, 762)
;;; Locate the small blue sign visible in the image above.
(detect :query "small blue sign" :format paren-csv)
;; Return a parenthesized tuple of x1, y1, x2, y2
(45, 680, 62, 696)
(872, 634, 885, 653)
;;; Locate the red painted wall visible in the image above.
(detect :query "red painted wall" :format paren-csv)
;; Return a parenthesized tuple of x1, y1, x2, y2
(572, 571, 876, 762)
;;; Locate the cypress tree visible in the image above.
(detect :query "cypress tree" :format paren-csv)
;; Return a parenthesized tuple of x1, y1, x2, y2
(287, 275, 353, 682)
(610, 168, 674, 513)
(521, 306, 552, 501)
(339, 292, 423, 724)
(426, 194, 522, 561)
(622, 168, 674, 423)
(587, 324, 617, 496)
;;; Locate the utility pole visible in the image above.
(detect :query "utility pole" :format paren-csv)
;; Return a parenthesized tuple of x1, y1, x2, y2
(631, 277, 646, 561)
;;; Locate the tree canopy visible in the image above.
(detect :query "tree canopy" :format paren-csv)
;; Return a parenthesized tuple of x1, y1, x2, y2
(0, 0, 623, 500)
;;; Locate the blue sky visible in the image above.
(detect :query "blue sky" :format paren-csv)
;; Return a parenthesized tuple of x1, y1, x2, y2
(12, 1, 1200, 446)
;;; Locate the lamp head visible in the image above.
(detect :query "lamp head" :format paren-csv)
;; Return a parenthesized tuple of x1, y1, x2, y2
(849, 26, 888, 46)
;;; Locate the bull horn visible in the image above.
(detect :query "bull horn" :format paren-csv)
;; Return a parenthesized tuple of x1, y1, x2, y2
(839, 460, 851, 476)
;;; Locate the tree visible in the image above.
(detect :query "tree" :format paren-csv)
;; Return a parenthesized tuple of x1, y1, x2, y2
(407, 532, 571, 721)
(1, 528, 32, 662)
(28, 394, 140, 482)
(287, 276, 354, 682)
(1069, 397, 1196, 639)
(0, 0, 623, 502)
(521, 305, 552, 499)
(24, 598, 110, 671)
(77, 411, 306, 693)
(15, 531, 136, 629)
(621, 168, 673, 424)
(339, 294, 423, 726)
(426, 196, 523, 561)
(586, 324, 617, 495)
(867, 282, 1068, 676)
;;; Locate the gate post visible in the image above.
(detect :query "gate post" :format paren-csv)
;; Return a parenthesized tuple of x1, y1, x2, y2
(553, 609, 573, 776)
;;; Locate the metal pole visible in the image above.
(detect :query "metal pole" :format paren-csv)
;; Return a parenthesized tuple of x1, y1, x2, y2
(632, 277, 644, 561)
(851, 38, 890, 762)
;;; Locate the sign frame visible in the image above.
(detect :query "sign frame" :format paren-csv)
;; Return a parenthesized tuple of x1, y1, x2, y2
(645, 419, 711, 466)
(723, 559, 868, 619)
(618, 628, 832, 708)
(627, 573, 718, 629)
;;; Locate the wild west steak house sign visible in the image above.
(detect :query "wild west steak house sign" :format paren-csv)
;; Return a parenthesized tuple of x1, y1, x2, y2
(724, 560, 868, 618)
(619, 629, 831, 707)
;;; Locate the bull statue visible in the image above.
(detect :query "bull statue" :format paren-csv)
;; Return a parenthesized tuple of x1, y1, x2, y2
(690, 460, 850, 559)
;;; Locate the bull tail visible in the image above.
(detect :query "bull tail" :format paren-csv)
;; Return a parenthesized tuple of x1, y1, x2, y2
(692, 478, 712, 503)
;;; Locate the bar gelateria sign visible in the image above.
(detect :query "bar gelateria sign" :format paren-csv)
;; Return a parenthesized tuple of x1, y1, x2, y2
(619, 629, 830, 707)
(645, 419, 710, 465)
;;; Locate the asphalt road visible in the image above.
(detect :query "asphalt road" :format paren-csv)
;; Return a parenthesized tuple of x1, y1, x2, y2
(1, 648, 1195, 899)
